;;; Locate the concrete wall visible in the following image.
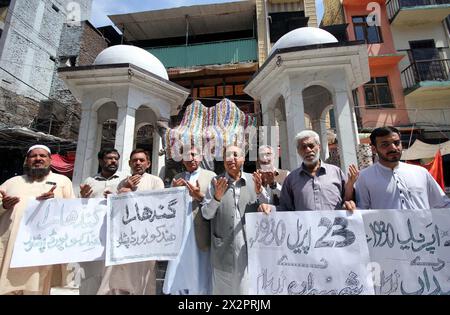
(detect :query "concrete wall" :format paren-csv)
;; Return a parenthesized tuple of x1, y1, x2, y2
(0, 0, 92, 101)
(393, 22, 450, 71)
(392, 22, 449, 52)
(405, 94, 450, 129)
(46, 21, 107, 140)
(391, 17, 450, 131)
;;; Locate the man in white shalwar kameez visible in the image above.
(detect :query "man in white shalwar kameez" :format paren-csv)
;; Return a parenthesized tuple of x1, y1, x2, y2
(78, 148, 127, 295)
(163, 146, 216, 295)
(0, 145, 75, 295)
(355, 126, 450, 210)
(97, 149, 164, 295)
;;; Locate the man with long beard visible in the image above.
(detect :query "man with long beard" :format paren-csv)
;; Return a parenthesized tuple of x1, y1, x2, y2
(0, 145, 75, 295)
(259, 130, 355, 213)
(355, 126, 450, 209)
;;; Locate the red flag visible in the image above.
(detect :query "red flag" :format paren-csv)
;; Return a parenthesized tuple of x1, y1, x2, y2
(423, 150, 445, 190)
(406, 150, 445, 190)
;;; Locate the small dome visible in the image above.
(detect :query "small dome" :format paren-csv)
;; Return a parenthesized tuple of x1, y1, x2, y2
(94, 45, 168, 80)
(269, 27, 338, 56)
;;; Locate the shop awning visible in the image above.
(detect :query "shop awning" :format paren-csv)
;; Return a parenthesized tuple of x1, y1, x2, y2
(401, 139, 450, 160)
(51, 152, 76, 176)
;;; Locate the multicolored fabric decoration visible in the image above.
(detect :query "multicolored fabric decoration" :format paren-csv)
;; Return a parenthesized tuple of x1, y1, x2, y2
(165, 99, 257, 159)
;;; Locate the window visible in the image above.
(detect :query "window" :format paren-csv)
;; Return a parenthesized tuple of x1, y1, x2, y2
(59, 56, 77, 67)
(364, 77, 394, 108)
(352, 16, 382, 44)
(409, 40, 447, 81)
(269, 11, 309, 43)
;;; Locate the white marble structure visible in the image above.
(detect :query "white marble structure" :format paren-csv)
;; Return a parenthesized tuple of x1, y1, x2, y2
(244, 27, 370, 172)
(59, 45, 189, 188)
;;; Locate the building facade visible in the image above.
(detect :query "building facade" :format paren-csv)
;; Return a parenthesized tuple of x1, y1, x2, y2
(0, 0, 92, 100)
(0, 1, 114, 184)
(39, 21, 108, 140)
(323, 0, 450, 189)
(387, 0, 450, 140)
(109, 0, 318, 117)
(340, 0, 410, 129)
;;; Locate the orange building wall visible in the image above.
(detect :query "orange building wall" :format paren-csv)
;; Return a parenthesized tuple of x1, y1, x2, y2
(344, 2, 397, 56)
(356, 64, 410, 128)
(343, 1, 410, 128)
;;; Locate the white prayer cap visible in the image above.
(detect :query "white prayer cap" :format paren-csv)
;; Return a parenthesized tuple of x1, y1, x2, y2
(27, 144, 51, 155)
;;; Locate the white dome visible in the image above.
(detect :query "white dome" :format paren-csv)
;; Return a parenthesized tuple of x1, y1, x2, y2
(94, 45, 168, 80)
(269, 27, 338, 56)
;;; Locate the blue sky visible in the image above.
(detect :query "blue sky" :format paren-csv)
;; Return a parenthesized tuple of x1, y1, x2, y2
(91, 0, 324, 27)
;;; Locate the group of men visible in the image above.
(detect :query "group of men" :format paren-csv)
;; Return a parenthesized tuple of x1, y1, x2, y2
(0, 126, 449, 295)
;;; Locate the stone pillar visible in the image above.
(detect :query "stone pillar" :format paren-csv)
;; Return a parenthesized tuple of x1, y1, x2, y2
(312, 118, 330, 161)
(91, 122, 103, 175)
(334, 91, 358, 172)
(285, 92, 306, 170)
(255, 0, 270, 66)
(115, 106, 136, 175)
(152, 132, 165, 178)
(279, 120, 289, 170)
(260, 111, 271, 149)
(262, 109, 275, 127)
(73, 108, 98, 190)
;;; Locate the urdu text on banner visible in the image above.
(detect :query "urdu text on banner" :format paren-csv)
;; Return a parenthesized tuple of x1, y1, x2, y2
(11, 198, 107, 268)
(362, 209, 450, 295)
(246, 210, 375, 295)
(106, 187, 188, 266)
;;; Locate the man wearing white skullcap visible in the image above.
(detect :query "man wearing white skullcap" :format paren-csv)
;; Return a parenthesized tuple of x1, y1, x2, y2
(0, 144, 75, 295)
(27, 144, 51, 155)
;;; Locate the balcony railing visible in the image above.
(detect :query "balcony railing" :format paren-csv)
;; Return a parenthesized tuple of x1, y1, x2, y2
(387, 0, 450, 21)
(401, 58, 450, 91)
(146, 38, 257, 69)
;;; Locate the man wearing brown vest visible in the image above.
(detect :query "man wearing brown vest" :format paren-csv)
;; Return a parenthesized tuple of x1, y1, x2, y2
(163, 145, 216, 294)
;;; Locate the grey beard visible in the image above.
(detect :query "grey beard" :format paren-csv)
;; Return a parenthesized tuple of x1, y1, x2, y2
(303, 155, 320, 167)
(24, 165, 51, 179)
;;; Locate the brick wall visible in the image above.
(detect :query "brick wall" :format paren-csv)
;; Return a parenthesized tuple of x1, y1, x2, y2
(79, 22, 108, 66)
(0, 86, 39, 128)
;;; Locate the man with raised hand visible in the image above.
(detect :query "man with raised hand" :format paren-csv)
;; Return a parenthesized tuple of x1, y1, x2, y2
(258, 130, 355, 214)
(201, 144, 265, 294)
(163, 145, 216, 295)
(0, 145, 74, 295)
(253, 145, 290, 206)
(78, 148, 127, 295)
(97, 148, 164, 295)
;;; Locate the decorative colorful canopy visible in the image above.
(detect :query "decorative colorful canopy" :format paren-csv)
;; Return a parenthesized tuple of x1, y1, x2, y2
(165, 98, 257, 158)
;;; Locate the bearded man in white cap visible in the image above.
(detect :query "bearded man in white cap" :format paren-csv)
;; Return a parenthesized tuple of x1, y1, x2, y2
(0, 144, 75, 295)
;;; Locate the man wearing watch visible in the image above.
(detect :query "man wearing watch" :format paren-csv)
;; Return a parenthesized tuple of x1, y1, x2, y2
(254, 145, 289, 206)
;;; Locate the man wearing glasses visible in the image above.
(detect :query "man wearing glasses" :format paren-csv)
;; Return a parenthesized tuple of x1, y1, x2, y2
(201, 144, 267, 294)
